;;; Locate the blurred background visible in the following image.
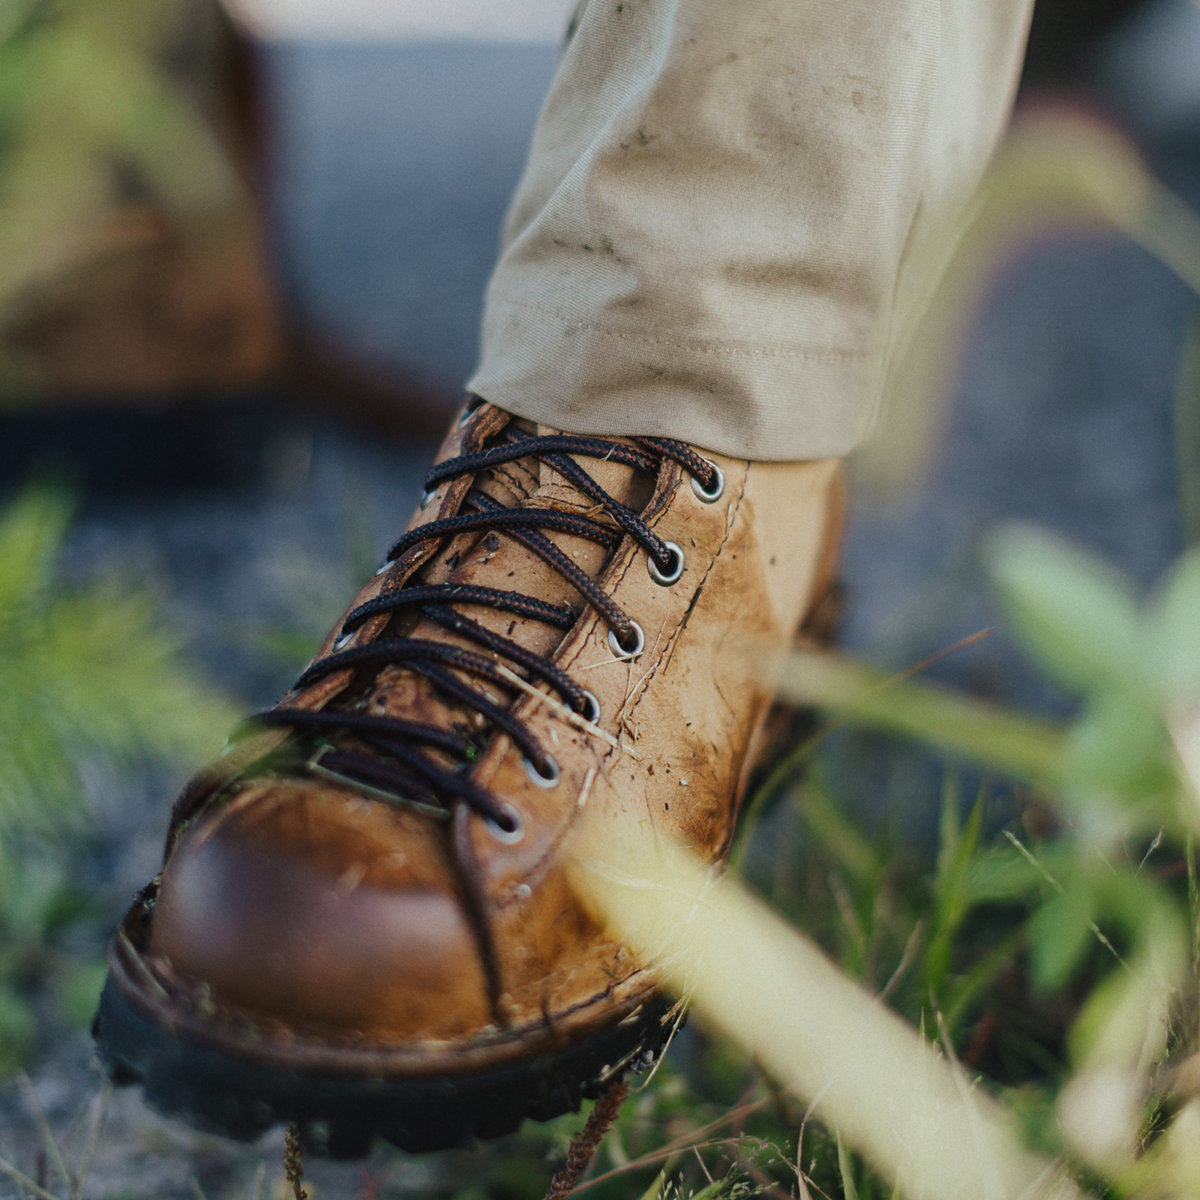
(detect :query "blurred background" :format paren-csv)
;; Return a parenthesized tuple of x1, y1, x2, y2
(0, 0, 1198, 1194)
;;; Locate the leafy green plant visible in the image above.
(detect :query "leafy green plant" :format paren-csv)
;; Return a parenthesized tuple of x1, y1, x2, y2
(597, 525, 1200, 1198)
(0, 484, 237, 1074)
(0, 485, 237, 832)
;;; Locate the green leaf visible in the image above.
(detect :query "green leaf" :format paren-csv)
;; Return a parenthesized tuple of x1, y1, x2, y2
(942, 924, 1028, 1035)
(777, 649, 1065, 783)
(963, 846, 1047, 904)
(1147, 545, 1200, 705)
(1097, 870, 1183, 955)
(836, 1136, 862, 1200)
(1061, 689, 1175, 802)
(1029, 876, 1094, 990)
(0, 984, 36, 1077)
(795, 774, 881, 885)
(985, 524, 1144, 697)
(0, 484, 237, 839)
(0, 852, 84, 941)
(637, 1167, 671, 1200)
(0, 485, 71, 623)
(56, 959, 107, 1030)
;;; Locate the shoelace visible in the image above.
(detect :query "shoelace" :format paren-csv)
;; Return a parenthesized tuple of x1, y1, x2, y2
(246, 413, 724, 833)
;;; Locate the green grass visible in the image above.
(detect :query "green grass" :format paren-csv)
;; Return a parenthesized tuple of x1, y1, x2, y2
(0, 485, 237, 1078)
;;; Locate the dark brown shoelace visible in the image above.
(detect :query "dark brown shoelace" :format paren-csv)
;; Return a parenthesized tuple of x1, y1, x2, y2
(246, 413, 722, 833)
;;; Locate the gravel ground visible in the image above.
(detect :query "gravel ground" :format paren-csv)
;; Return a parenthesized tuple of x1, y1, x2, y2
(2, 13, 1199, 1197)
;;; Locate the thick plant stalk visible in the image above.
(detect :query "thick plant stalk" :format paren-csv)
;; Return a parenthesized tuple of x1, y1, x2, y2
(571, 839, 1086, 1200)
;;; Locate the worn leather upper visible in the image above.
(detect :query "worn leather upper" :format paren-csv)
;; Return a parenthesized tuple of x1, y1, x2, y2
(142, 401, 844, 1060)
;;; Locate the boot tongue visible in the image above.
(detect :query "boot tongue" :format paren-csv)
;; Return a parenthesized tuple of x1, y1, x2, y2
(487, 419, 652, 518)
(536, 423, 654, 520)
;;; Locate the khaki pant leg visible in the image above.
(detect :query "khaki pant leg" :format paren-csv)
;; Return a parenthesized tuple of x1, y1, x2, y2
(467, 0, 1034, 460)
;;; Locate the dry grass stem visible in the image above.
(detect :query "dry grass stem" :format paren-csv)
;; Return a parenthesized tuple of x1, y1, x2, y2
(545, 1077, 630, 1200)
(283, 1125, 308, 1200)
(0, 1153, 60, 1200)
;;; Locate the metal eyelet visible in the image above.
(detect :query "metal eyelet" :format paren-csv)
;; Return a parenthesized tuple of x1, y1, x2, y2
(524, 753, 561, 789)
(332, 629, 354, 651)
(577, 689, 601, 726)
(373, 556, 398, 577)
(647, 540, 684, 586)
(690, 460, 725, 503)
(607, 620, 645, 660)
(456, 406, 475, 429)
(485, 803, 525, 843)
(419, 486, 439, 510)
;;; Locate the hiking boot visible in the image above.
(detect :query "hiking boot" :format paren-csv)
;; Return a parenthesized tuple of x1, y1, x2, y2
(93, 398, 845, 1157)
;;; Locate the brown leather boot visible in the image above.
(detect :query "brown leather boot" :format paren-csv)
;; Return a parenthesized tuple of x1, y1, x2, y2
(93, 398, 844, 1157)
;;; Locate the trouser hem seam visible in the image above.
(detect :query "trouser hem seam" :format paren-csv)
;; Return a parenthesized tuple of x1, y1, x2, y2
(484, 293, 885, 365)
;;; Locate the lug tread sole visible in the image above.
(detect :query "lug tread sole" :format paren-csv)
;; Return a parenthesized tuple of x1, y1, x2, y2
(93, 977, 673, 1158)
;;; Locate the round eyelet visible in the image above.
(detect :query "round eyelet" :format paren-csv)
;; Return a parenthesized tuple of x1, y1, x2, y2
(524, 753, 560, 789)
(690, 460, 725, 503)
(419, 486, 438, 510)
(332, 629, 354, 651)
(577, 689, 601, 725)
(373, 556, 398, 577)
(647, 540, 684, 586)
(607, 620, 645, 660)
(456, 406, 475, 429)
(485, 804, 525, 843)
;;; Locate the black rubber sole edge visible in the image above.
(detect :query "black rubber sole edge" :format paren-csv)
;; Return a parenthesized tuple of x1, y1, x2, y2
(92, 975, 676, 1158)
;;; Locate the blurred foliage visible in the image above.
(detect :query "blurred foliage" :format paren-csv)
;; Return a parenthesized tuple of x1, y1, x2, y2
(0, 0, 241, 384)
(0, 485, 237, 834)
(758, 528, 1200, 1196)
(0, 484, 237, 1075)
(860, 108, 1200, 498)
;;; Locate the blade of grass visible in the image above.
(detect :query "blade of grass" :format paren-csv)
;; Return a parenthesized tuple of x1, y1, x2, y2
(926, 784, 987, 999)
(942, 925, 1028, 1037)
(776, 649, 1065, 784)
(636, 1166, 671, 1200)
(18, 1073, 73, 1199)
(730, 729, 823, 872)
(793, 774, 881, 887)
(0, 1154, 59, 1200)
(836, 1136, 861, 1200)
(74, 1082, 110, 1200)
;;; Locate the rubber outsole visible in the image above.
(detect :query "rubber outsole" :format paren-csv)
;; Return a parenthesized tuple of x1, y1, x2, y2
(92, 969, 676, 1158)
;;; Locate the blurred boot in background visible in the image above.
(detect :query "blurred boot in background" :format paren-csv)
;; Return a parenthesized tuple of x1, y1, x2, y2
(0, 0, 283, 410)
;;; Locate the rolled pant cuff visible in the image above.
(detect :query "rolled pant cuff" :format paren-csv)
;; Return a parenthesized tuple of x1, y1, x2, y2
(467, 296, 887, 463)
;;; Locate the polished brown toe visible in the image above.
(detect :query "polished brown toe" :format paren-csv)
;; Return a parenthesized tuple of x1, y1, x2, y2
(149, 780, 495, 1042)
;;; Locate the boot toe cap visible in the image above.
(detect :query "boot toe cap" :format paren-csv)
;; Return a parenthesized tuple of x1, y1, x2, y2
(148, 781, 494, 1041)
